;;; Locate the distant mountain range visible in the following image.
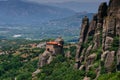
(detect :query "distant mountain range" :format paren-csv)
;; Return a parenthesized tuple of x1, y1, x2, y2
(0, 0, 75, 24)
(0, 13, 94, 41)
(0, 0, 94, 41)
(47, 1, 104, 12)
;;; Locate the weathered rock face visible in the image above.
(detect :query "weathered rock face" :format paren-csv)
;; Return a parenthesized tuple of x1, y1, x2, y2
(104, 51, 115, 72)
(38, 51, 53, 67)
(117, 48, 120, 70)
(75, 0, 120, 79)
(65, 51, 71, 58)
(75, 16, 89, 69)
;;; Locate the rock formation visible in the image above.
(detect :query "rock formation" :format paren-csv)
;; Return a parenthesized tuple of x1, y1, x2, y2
(38, 37, 64, 68)
(75, 0, 120, 79)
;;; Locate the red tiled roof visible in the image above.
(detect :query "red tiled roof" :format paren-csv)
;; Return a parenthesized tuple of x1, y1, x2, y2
(46, 41, 62, 46)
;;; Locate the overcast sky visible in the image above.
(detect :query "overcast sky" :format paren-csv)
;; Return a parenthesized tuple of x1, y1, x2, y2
(24, 0, 109, 3)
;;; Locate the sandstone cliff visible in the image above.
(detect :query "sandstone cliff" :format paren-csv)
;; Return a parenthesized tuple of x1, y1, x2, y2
(75, 0, 120, 79)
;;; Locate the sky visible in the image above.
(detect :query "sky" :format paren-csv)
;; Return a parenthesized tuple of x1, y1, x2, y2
(24, 0, 109, 3)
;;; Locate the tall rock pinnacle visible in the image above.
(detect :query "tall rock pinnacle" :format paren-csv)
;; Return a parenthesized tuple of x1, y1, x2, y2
(75, 0, 120, 79)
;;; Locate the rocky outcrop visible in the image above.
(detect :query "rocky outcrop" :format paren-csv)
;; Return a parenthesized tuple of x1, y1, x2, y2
(83, 77, 90, 80)
(117, 48, 120, 70)
(75, 0, 120, 79)
(104, 51, 115, 72)
(38, 51, 53, 67)
(38, 37, 64, 68)
(75, 16, 89, 69)
(65, 51, 71, 58)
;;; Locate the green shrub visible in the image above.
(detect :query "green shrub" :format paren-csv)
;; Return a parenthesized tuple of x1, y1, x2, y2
(17, 72, 32, 80)
(98, 72, 120, 80)
(69, 46, 77, 58)
(87, 71, 96, 79)
(110, 36, 119, 51)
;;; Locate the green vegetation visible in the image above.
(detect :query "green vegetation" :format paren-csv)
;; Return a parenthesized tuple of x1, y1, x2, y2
(98, 72, 120, 80)
(0, 54, 38, 80)
(69, 46, 77, 58)
(36, 55, 85, 80)
(0, 39, 85, 80)
(0, 34, 119, 80)
(87, 71, 96, 79)
(35, 45, 85, 80)
(0, 39, 41, 51)
(110, 36, 119, 51)
(0, 39, 45, 80)
(87, 36, 94, 44)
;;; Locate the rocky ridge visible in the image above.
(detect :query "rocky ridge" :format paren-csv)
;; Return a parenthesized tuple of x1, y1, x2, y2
(75, 0, 120, 79)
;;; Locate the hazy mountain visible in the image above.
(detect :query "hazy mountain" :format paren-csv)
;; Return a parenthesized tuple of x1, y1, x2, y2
(0, 13, 93, 40)
(47, 1, 106, 12)
(0, 0, 75, 25)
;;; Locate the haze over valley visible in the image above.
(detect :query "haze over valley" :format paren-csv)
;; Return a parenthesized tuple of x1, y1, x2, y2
(0, 0, 107, 41)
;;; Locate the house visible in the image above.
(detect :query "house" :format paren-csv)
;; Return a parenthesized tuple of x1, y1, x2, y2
(38, 37, 64, 67)
(46, 37, 64, 55)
